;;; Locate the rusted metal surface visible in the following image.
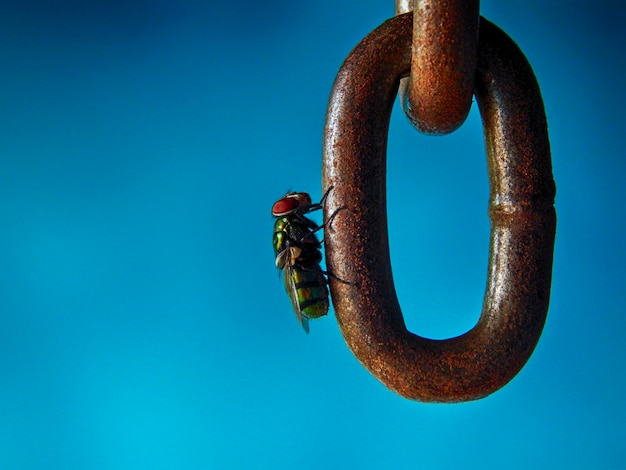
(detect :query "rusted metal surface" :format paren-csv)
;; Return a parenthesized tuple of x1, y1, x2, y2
(395, 0, 479, 135)
(322, 12, 556, 402)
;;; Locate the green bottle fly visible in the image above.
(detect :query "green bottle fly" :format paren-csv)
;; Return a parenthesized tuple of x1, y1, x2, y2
(272, 192, 329, 333)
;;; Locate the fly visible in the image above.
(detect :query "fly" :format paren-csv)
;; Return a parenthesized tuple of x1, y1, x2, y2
(272, 190, 331, 333)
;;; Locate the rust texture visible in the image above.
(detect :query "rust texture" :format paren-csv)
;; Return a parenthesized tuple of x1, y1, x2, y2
(322, 12, 556, 402)
(396, 0, 479, 135)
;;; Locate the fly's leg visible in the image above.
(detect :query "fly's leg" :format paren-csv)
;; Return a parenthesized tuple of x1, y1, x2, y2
(322, 206, 356, 286)
(296, 206, 344, 245)
(324, 269, 355, 286)
(294, 263, 353, 286)
(307, 185, 334, 213)
(294, 186, 341, 233)
(323, 205, 344, 232)
(318, 184, 334, 209)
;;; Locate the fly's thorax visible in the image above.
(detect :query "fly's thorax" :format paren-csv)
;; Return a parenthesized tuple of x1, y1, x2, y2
(293, 245, 322, 265)
(272, 218, 289, 257)
(285, 217, 317, 241)
(273, 215, 321, 258)
(272, 216, 303, 256)
(273, 216, 290, 233)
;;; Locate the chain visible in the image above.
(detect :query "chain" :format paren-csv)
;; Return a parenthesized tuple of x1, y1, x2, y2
(322, 9, 555, 402)
(396, 0, 479, 134)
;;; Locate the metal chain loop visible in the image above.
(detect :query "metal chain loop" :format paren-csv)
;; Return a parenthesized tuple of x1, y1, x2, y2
(395, 0, 479, 135)
(322, 12, 555, 402)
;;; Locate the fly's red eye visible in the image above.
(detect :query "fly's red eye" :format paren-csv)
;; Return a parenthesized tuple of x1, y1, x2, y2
(272, 196, 299, 216)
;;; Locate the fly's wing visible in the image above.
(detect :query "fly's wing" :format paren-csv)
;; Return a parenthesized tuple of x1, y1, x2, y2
(283, 262, 310, 334)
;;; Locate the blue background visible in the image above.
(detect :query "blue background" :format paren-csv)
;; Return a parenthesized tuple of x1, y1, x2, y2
(1, 0, 624, 468)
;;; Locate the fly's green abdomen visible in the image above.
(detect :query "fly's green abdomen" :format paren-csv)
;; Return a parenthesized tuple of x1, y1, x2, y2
(288, 267, 329, 319)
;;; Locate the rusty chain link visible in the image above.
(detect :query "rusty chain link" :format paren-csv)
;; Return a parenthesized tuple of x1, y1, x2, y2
(322, 12, 555, 402)
(396, 0, 479, 134)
